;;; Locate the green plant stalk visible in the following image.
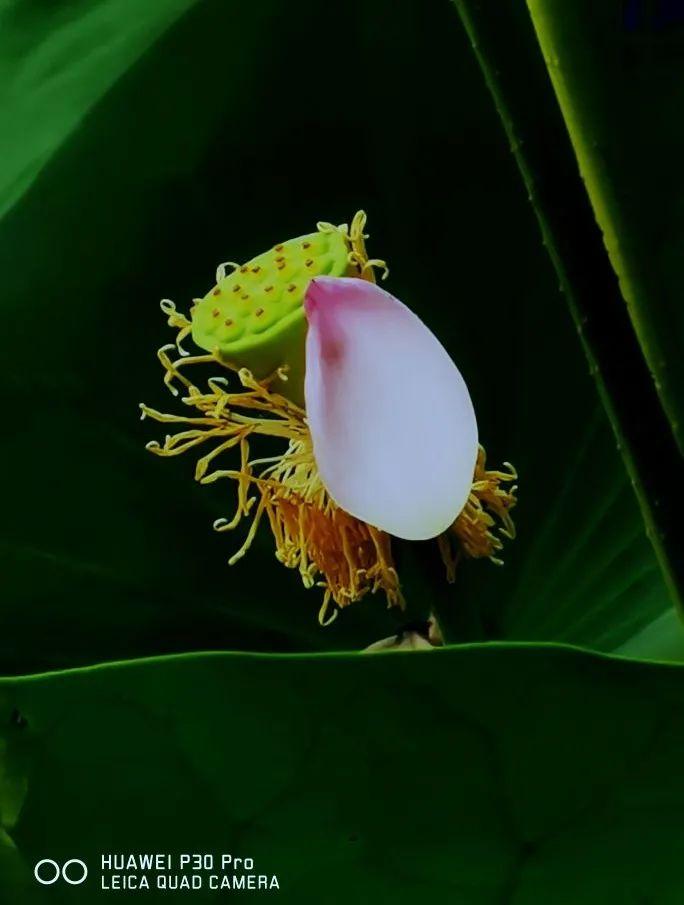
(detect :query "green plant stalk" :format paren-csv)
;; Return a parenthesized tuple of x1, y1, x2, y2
(526, 0, 684, 456)
(452, 0, 684, 614)
(395, 540, 486, 645)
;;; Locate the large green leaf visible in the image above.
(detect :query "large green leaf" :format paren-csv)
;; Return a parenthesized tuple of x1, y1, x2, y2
(2, 645, 684, 902)
(0, 0, 673, 671)
(526, 0, 684, 453)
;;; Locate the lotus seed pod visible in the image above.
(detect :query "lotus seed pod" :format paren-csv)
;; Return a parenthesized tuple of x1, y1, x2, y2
(191, 214, 385, 404)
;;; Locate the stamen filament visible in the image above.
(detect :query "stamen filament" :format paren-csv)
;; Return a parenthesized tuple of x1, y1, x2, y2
(141, 336, 404, 619)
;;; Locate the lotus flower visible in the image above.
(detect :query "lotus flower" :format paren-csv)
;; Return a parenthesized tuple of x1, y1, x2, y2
(141, 213, 516, 625)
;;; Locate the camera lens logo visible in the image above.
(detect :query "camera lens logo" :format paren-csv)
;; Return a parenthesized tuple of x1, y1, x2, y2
(34, 859, 88, 886)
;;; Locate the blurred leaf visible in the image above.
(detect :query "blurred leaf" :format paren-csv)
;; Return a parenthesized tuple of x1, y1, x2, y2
(0, 0, 672, 670)
(616, 608, 684, 662)
(2, 645, 684, 902)
(0, 0, 199, 218)
(527, 0, 684, 453)
(451, 0, 684, 641)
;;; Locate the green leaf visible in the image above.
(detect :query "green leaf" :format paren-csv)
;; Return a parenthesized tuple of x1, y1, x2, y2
(0, 0, 199, 220)
(0, 0, 672, 669)
(3, 645, 684, 902)
(450, 0, 684, 636)
(617, 608, 684, 662)
(526, 0, 684, 453)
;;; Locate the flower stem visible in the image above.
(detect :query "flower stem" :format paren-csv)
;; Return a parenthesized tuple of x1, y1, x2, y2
(395, 540, 486, 645)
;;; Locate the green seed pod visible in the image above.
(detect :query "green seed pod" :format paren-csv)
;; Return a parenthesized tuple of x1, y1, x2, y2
(190, 213, 385, 403)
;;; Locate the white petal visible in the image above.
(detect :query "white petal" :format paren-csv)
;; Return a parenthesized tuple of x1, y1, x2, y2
(304, 277, 478, 540)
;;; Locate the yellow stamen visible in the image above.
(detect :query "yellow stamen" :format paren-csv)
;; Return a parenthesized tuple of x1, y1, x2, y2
(439, 446, 518, 582)
(140, 334, 403, 622)
(316, 211, 389, 283)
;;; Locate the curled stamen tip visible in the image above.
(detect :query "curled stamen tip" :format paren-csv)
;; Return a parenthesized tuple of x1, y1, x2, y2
(145, 441, 160, 450)
(213, 518, 229, 531)
(215, 261, 240, 281)
(318, 606, 338, 627)
(160, 299, 176, 313)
